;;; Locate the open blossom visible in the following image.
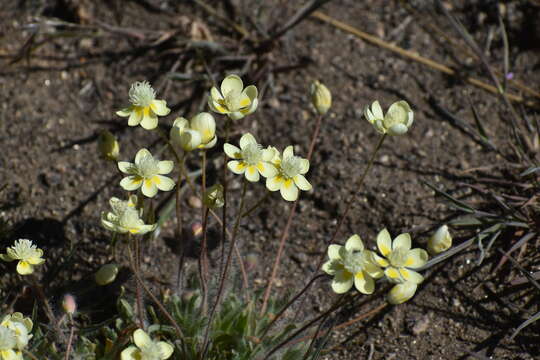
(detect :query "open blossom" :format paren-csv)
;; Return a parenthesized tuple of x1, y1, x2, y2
(364, 100, 413, 136)
(224, 133, 277, 182)
(116, 81, 170, 130)
(265, 146, 311, 201)
(322, 235, 383, 294)
(101, 196, 156, 235)
(121, 329, 173, 360)
(373, 229, 428, 285)
(118, 148, 175, 198)
(170, 113, 217, 151)
(0, 326, 19, 360)
(1, 313, 32, 352)
(0, 239, 45, 275)
(428, 225, 452, 255)
(208, 75, 258, 120)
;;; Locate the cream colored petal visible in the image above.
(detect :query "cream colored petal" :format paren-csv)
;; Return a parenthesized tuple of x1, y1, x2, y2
(384, 267, 402, 283)
(154, 175, 175, 191)
(282, 145, 294, 158)
(118, 161, 135, 174)
(210, 86, 223, 101)
(133, 329, 152, 348)
(223, 143, 241, 159)
(386, 100, 411, 125)
(345, 234, 363, 252)
(387, 124, 409, 136)
(228, 111, 245, 120)
(261, 148, 275, 162)
(331, 271, 353, 294)
(243, 85, 258, 101)
(280, 180, 299, 201)
(138, 223, 157, 235)
(180, 129, 202, 151)
(392, 233, 411, 251)
(371, 100, 383, 119)
(157, 160, 174, 174)
(27, 256, 45, 265)
(376, 228, 392, 257)
(227, 160, 246, 174)
(241, 98, 258, 116)
(327, 244, 343, 260)
(172, 117, 189, 131)
(299, 158, 310, 174)
(399, 268, 424, 284)
(388, 282, 417, 305)
(221, 74, 243, 95)
(0, 253, 15, 262)
(208, 98, 228, 114)
(202, 136, 217, 149)
(244, 165, 260, 182)
(6, 248, 19, 260)
(190, 112, 216, 143)
(150, 100, 170, 116)
(237, 92, 251, 109)
(293, 174, 311, 191)
(322, 260, 335, 275)
(157, 341, 174, 359)
(16, 261, 33, 275)
(135, 148, 151, 164)
(120, 346, 139, 360)
(120, 176, 143, 191)
(258, 162, 278, 178)
(405, 248, 429, 269)
(354, 271, 375, 294)
(363, 106, 374, 123)
(141, 179, 158, 198)
(127, 109, 142, 126)
(239, 133, 257, 149)
(140, 111, 158, 130)
(116, 107, 132, 117)
(266, 176, 283, 192)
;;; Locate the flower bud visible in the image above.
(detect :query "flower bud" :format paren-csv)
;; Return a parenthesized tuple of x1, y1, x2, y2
(190, 112, 217, 148)
(388, 281, 417, 305)
(98, 130, 120, 161)
(203, 184, 224, 209)
(428, 225, 452, 255)
(95, 263, 119, 286)
(62, 294, 77, 315)
(310, 80, 332, 115)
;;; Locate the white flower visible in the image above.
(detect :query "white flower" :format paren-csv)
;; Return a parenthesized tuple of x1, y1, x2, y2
(373, 229, 428, 285)
(101, 196, 156, 235)
(0, 313, 32, 351)
(0, 326, 20, 360)
(310, 80, 332, 115)
(0, 239, 45, 275)
(364, 100, 413, 136)
(121, 329, 173, 360)
(322, 235, 383, 294)
(387, 281, 418, 305)
(208, 75, 258, 120)
(223, 133, 278, 182)
(265, 146, 311, 201)
(428, 225, 452, 255)
(118, 148, 175, 198)
(170, 113, 217, 151)
(116, 81, 170, 130)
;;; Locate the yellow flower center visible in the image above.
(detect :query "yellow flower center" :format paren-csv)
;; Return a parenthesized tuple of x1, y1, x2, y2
(342, 250, 365, 274)
(281, 156, 302, 179)
(129, 81, 156, 107)
(388, 247, 408, 268)
(9, 240, 40, 261)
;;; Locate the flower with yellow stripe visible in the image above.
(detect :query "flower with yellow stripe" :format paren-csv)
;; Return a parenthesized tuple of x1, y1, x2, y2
(322, 235, 383, 294)
(101, 196, 156, 235)
(121, 329, 173, 360)
(0, 239, 45, 275)
(265, 146, 311, 201)
(116, 81, 170, 130)
(118, 148, 175, 198)
(224, 133, 277, 182)
(208, 75, 258, 120)
(373, 229, 428, 285)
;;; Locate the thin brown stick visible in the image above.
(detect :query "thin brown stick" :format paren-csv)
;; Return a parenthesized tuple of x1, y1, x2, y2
(64, 322, 75, 360)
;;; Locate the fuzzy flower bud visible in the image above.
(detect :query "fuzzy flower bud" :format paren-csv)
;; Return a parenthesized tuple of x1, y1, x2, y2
(98, 130, 120, 161)
(310, 80, 332, 115)
(62, 294, 77, 315)
(95, 263, 119, 285)
(427, 225, 452, 255)
(203, 184, 224, 209)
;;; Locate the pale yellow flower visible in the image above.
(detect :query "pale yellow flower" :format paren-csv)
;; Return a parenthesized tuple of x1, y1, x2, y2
(373, 229, 428, 285)
(223, 133, 277, 182)
(265, 146, 311, 201)
(98, 130, 120, 161)
(190, 112, 217, 149)
(364, 100, 413, 136)
(1, 313, 32, 351)
(208, 75, 258, 120)
(322, 235, 383, 294)
(387, 281, 418, 305)
(0, 239, 45, 275)
(118, 148, 175, 198)
(116, 81, 170, 130)
(428, 225, 452, 255)
(101, 196, 156, 235)
(170, 113, 217, 151)
(95, 263, 119, 285)
(310, 80, 332, 115)
(0, 326, 20, 360)
(121, 329, 173, 360)
(203, 184, 224, 209)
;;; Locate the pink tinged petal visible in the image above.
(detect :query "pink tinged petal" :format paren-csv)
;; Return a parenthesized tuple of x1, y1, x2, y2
(283, 145, 294, 158)
(244, 165, 260, 182)
(280, 179, 299, 201)
(239, 133, 257, 149)
(118, 161, 135, 174)
(405, 248, 429, 269)
(388, 282, 418, 305)
(120, 176, 143, 191)
(157, 160, 174, 174)
(116, 107, 132, 117)
(371, 100, 384, 119)
(345, 234, 363, 252)
(393, 233, 411, 251)
(327, 244, 343, 260)
(265, 176, 283, 192)
(221, 74, 244, 95)
(120, 346, 140, 360)
(400, 268, 424, 284)
(377, 228, 392, 257)
(354, 271, 375, 294)
(141, 179, 158, 198)
(154, 175, 175, 191)
(135, 148, 152, 164)
(384, 267, 402, 283)
(157, 342, 174, 359)
(331, 271, 353, 294)
(293, 175, 311, 191)
(127, 108, 143, 126)
(140, 109, 158, 130)
(223, 143, 242, 159)
(133, 329, 152, 348)
(16, 261, 33, 275)
(227, 160, 246, 174)
(257, 162, 277, 178)
(150, 100, 170, 116)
